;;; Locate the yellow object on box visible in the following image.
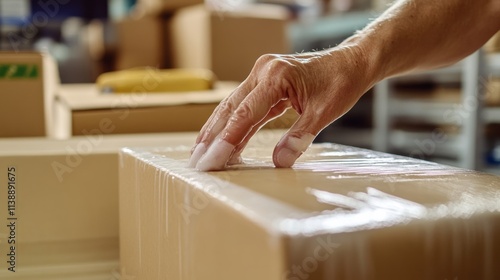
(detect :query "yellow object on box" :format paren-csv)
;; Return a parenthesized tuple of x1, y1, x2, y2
(96, 68, 216, 93)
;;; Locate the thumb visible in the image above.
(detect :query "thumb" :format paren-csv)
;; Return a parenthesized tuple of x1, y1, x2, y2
(272, 111, 325, 168)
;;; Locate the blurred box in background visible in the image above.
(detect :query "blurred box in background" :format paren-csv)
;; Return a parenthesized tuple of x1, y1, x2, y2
(54, 81, 297, 138)
(169, 5, 211, 70)
(169, 4, 291, 81)
(169, 3, 370, 81)
(0, 52, 58, 137)
(211, 5, 291, 81)
(135, 0, 204, 15)
(54, 82, 238, 138)
(485, 31, 500, 53)
(109, 2, 372, 82)
(114, 15, 170, 70)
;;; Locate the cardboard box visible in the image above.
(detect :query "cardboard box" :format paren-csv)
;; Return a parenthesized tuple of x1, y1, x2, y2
(211, 5, 291, 81)
(135, 0, 204, 15)
(169, 4, 291, 81)
(394, 83, 500, 107)
(171, 5, 374, 81)
(54, 81, 297, 138)
(485, 31, 500, 53)
(54, 82, 236, 138)
(0, 132, 202, 278)
(0, 52, 58, 137)
(119, 144, 500, 279)
(487, 78, 500, 106)
(115, 16, 169, 70)
(169, 5, 211, 70)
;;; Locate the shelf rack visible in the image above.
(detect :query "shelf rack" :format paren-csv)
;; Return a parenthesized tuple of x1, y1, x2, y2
(373, 51, 500, 173)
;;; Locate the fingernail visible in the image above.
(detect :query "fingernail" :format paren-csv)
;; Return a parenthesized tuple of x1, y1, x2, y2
(196, 139, 235, 171)
(275, 133, 315, 168)
(275, 147, 301, 168)
(227, 148, 243, 165)
(227, 154, 243, 165)
(188, 143, 207, 168)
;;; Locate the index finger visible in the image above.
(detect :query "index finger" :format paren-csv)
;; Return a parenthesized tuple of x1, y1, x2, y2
(188, 81, 253, 168)
(194, 80, 286, 171)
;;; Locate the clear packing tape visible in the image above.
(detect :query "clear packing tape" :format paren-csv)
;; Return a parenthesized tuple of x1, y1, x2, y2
(119, 144, 500, 280)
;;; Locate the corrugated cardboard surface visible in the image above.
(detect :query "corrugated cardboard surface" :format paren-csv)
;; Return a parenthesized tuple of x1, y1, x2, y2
(0, 52, 57, 137)
(120, 144, 500, 279)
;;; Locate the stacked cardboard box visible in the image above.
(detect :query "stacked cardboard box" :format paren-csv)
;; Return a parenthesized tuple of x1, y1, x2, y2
(210, 5, 291, 81)
(0, 52, 58, 137)
(487, 78, 500, 106)
(393, 84, 500, 107)
(115, 3, 292, 80)
(113, 0, 204, 70)
(135, 0, 204, 15)
(55, 81, 297, 137)
(114, 16, 169, 70)
(169, 5, 211, 70)
(169, 4, 291, 81)
(54, 82, 237, 137)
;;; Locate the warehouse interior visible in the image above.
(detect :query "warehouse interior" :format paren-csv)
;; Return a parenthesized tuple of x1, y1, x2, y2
(1, 0, 500, 279)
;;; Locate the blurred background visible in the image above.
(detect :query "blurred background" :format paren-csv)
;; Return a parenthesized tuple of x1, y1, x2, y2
(1, 0, 500, 173)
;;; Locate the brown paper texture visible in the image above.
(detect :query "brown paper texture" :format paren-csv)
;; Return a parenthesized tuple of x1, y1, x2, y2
(119, 143, 500, 279)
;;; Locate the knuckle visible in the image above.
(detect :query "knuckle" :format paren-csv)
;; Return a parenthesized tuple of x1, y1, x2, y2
(262, 76, 278, 91)
(267, 58, 291, 75)
(216, 99, 234, 116)
(231, 101, 254, 122)
(256, 53, 279, 65)
(256, 54, 294, 74)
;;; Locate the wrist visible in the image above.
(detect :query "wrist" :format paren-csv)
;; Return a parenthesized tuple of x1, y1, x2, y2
(339, 33, 388, 85)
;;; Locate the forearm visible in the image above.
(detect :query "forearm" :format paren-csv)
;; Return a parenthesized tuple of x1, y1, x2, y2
(342, 0, 500, 82)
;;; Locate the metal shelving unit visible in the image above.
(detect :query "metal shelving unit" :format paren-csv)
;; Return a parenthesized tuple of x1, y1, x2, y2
(374, 51, 500, 173)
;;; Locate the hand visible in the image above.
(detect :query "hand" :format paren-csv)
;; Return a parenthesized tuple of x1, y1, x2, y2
(188, 44, 378, 171)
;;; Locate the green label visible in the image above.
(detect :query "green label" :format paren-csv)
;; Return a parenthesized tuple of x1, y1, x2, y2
(0, 64, 39, 79)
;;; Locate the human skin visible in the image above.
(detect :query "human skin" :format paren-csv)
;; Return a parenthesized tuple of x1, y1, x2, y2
(189, 0, 500, 171)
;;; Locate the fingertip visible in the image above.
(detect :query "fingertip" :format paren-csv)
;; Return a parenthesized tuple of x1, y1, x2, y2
(227, 154, 243, 165)
(195, 139, 235, 171)
(273, 133, 315, 168)
(188, 143, 207, 168)
(274, 147, 301, 168)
